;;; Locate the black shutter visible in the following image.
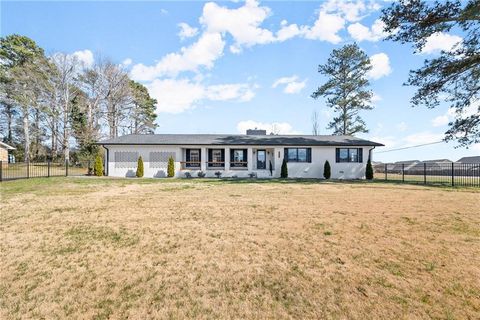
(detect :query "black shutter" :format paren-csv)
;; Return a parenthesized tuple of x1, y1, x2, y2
(230, 149, 234, 163)
(284, 148, 288, 162)
(221, 149, 225, 163)
(358, 148, 363, 163)
(198, 149, 201, 162)
(208, 149, 213, 164)
(306, 148, 312, 163)
(335, 148, 340, 163)
(186, 149, 191, 162)
(243, 149, 247, 161)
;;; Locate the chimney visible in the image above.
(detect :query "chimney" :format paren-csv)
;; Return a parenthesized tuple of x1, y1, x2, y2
(246, 128, 267, 135)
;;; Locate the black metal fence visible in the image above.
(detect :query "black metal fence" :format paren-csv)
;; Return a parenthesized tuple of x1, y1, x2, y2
(374, 162, 480, 187)
(0, 160, 93, 181)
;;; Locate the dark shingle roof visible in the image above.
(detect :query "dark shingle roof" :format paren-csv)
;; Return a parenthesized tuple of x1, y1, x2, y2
(456, 156, 480, 163)
(98, 134, 384, 147)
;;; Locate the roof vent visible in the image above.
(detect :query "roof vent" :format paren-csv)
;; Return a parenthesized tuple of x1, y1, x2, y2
(246, 129, 267, 135)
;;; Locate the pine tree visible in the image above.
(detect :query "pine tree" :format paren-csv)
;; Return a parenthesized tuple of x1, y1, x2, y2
(94, 154, 103, 177)
(366, 158, 374, 180)
(167, 156, 175, 177)
(136, 156, 144, 178)
(323, 160, 331, 179)
(312, 43, 373, 135)
(281, 158, 288, 178)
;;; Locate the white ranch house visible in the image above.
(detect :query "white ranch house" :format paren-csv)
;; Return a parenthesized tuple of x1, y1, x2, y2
(98, 129, 383, 179)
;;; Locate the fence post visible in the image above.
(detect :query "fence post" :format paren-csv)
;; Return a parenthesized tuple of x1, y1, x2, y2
(384, 163, 387, 181)
(0, 160, 2, 182)
(27, 160, 30, 179)
(47, 161, 51, 177)
(402, 163, 405, 183)
(65, 159, 69, 177)
(423, 162, 426, 185)
(451, 162, 454, 187)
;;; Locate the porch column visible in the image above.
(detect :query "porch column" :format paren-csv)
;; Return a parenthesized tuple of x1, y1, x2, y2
(247, 147, 254, 172)
(224, 147, 230, 171)
(201, 147, 207, 172)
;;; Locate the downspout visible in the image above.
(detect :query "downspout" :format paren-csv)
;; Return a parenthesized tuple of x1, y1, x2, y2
(368, 146, 376, 161)
(103, 145, 109, 176)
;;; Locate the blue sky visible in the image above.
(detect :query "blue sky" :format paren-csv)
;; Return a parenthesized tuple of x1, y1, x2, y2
(2, 0, 479, 162)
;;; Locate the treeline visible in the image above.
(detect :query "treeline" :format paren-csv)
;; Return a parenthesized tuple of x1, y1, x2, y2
(0, 35, 157, 163)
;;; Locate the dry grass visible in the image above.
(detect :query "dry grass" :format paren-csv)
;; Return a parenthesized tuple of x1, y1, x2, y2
(1, 178, 479, 319)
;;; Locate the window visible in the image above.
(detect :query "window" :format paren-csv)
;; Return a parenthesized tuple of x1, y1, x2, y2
(114, 151, 138, 168)
(285, 148, 311, 163)
(231, 149, 247, 168)
(336, 148, 363, 163)
(208, 149, 224, 167)
(186, 149, 201, 168)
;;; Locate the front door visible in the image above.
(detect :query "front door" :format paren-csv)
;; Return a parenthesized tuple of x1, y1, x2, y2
(257, 150, 266, 169)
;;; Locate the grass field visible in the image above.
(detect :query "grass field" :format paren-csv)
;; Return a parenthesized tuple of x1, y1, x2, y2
(1, 178, 479, 319)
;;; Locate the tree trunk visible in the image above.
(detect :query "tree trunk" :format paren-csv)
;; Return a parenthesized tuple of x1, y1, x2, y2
(22, 107, 30, 162)
(6, 104, 13, 143)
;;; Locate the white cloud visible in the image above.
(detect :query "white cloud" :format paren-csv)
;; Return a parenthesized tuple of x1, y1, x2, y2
(403, 132, 444, 146)
(130, 32, 225, 81)
(236, 120, 300, 135)
(368, 53, 392, 80)
(371, 92, 382, 102)
(272, 75, 307, 94)
(121, 58, 132, 67)
(276, 21, 302, 42)
(431, 115, 450, 127)
(370, 135, 397, 149)
(321, 0, 379, 23)
(302, 11, 345, 43)
(421, 32, 462, 54)
(70, 49, 94, 68)
(178, 22, 198, 40)
(348, 19, 387, 42)
(146, 78, 255, 114)
(200, 0, 275, 53)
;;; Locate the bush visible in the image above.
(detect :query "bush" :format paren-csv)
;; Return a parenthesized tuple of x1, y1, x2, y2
(366, 158, 374, 180)
(167, 156, 175, 177)
(94, 154, 103, 177)
(184, 172, 192, 178)
(280, 158, 288, 178)
(197, 171, 206, 178)
(214, 171, 222, 178)
(323, 160, 331, 179)
(136, 156, 144, 178)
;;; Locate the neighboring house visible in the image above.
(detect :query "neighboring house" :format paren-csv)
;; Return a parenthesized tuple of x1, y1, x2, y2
(456, 156, 480, 163)
(0, 141, 15, 164)
(98, 130, 383, 179)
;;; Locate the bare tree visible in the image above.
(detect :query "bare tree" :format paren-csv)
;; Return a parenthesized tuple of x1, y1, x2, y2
(311, 110, 320, 135)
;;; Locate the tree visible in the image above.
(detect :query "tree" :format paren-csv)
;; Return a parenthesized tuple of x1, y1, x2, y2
(94, 154, 103, 176)
(366, 158, 374, 180)
(323, 160, 331, 179)
(167, 156, 175, 177)
(281, 158, 288, 178)
(382, 0, 480, 146)
(311, 110, 320, 135)
(311, 43, 373, 135)
(129, 80, 157, 134)
(136, 156, 144, 178)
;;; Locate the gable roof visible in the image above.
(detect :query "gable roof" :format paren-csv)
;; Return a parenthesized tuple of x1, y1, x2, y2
(98, 134, 384, 147)
(0, 141, 15, 150)
(456, 156, 480, 163)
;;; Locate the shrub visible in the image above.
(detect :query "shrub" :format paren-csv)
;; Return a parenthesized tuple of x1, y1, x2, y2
(184, 172, 192, 179)
(323, 160, 331, 179)
(94, 154, 103, 177)
(366, 158, 374, 180)
(136, 156, 144, 178)
(167, 156, 175, 177)
(280, 158, 288, 178)
(214, 171, 222, 178)
(248, 172, 257, 178)
(197, 171, 206, 178)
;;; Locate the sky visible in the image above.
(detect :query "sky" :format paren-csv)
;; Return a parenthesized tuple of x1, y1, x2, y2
(1, 0, 479, 163)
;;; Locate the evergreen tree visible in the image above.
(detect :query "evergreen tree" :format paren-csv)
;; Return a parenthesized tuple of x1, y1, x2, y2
(136, 156, 144, 178)
(366, 158, 374, 180)
(129, 80, 158, 134)
(312, 43, 373, 135)
(94, 154, 103, 177)
(167, 156, 175, 177)
(382, 0, 479, 146)
(281, 158, 288, 178)
(323, 160, 331, 179)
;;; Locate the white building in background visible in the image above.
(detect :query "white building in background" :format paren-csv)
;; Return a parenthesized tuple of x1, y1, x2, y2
(98, 129, 383, 179)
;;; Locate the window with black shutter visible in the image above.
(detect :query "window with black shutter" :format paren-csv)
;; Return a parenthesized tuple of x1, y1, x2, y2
(186, 149, 201, 168)
(335, 148, 364, 163)
(284, 148, 312, 163)
(208, 149, 224, 167)
(231, 149, 248, 168)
